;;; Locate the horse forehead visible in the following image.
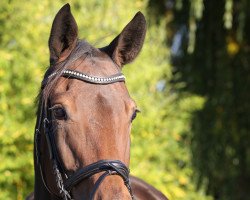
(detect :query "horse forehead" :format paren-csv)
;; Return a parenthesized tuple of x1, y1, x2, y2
(52, 73, 129, 106)
(73, 80, 130, 105)
(50, 51, 130, 106)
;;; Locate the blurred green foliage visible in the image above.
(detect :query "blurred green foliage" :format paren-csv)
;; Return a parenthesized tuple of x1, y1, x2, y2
(148, 0, 250, 200)
(0, 0, 212, 199)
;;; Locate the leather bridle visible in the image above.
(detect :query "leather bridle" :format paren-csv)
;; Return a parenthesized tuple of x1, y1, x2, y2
(35, 69, 134, 200)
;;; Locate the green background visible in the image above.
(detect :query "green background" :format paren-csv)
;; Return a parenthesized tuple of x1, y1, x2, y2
(1, 0, 249, 200)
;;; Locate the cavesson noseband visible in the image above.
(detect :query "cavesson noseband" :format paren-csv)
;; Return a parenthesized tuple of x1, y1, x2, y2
(35, 69, 134, 200)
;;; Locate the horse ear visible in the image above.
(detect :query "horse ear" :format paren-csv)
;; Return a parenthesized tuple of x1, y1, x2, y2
(49, 3, 78, 65)
(101, 12, 146, 67)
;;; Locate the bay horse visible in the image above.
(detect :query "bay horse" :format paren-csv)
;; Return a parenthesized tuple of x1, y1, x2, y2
(32, 3, 168, 200)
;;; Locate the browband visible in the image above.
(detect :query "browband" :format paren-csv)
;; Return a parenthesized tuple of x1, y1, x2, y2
(48, 69, 125, 84)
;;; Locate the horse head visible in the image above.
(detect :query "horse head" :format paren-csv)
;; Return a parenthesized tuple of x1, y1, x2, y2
(34, 4, 146, 200)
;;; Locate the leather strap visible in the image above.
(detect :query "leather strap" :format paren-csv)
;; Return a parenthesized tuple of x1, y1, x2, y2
(64, 160, 130, 191)
(48, 69, 125, 85)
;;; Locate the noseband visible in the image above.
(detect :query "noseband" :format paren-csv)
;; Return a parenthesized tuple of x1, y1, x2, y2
(35, 69, 134, 200)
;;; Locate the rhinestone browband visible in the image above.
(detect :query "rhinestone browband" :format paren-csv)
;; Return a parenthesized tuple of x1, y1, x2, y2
(48, 69, 125, 84)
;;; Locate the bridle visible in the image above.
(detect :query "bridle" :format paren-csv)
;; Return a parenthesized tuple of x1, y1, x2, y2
(35, 69, 134, 200)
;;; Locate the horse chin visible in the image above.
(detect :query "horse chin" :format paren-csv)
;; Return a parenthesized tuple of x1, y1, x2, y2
(71, 175, 131, 200)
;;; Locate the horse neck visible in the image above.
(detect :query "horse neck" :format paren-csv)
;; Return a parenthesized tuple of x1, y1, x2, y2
(34, 101, 57, 199)
(34, 131, 62, 200)
(34, 146, 54, 199)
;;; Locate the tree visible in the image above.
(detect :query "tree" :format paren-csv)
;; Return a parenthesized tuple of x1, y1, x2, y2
(147, 0, 250, 199)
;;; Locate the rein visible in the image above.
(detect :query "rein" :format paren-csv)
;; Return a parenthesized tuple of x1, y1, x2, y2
(35, 69, 134, 200)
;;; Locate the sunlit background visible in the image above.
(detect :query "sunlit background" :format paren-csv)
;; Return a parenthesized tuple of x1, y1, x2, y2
(0, 0, 249, 200)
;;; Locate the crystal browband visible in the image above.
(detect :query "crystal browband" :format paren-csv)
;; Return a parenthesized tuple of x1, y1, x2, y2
(48, 69, 125, 84)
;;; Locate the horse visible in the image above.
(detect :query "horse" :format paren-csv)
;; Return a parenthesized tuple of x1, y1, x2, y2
(31, 3, 168, 200)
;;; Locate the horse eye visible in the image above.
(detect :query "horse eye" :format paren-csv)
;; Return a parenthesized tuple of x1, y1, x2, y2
(51, 106, 67, 120)
(131, 109, 140, 122)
